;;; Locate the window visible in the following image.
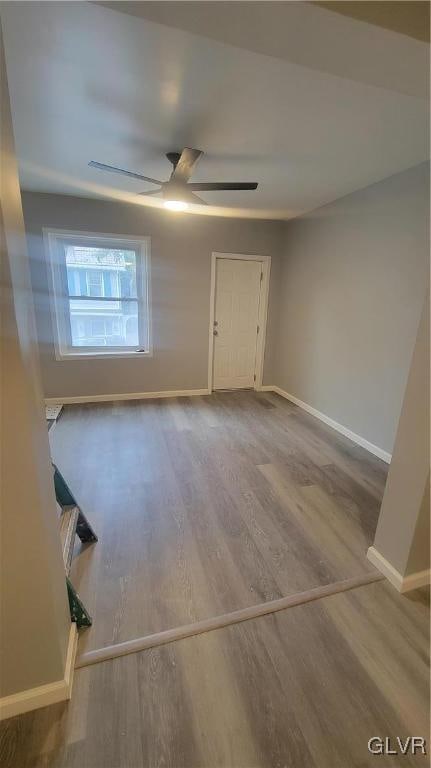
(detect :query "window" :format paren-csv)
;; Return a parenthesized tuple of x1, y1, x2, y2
(45, 230, 151, 359)
(86, 270, 104, 298)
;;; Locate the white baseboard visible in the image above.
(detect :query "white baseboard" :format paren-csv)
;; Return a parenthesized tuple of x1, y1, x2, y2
(0, 623, 78, 721)
(270, 386, 392, 464)
(45, 388, 210, 406)
(367, 546, 431, 593)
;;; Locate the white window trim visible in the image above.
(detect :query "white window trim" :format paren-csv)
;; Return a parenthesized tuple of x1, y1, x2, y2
(43, 228, 152, 361)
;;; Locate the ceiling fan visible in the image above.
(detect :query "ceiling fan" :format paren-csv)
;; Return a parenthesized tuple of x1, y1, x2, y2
(89, 148, 258, 210)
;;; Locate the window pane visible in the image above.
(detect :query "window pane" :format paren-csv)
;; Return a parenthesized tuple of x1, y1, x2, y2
(65, 246, 137, 299)
(69, 299, 139, 348)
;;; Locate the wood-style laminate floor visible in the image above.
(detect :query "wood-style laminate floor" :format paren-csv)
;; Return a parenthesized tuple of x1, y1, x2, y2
(48, 391, 388, 655)
(1, 582, 429, 768)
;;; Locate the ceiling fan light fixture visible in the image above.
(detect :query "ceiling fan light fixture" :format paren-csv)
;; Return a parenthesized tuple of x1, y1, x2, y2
(89, 149, 258, 209)
(163, 199, 188, 211)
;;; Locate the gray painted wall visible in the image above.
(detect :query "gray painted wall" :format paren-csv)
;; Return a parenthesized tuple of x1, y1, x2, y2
(1, 26, 70, 699)
(272, 163, 429, 454)
(373, 295, 430, 577)
(406, 473, 430, 576)
(22, 193, 284, 399)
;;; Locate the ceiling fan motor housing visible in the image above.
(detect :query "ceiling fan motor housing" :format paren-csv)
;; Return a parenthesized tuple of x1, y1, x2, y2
(162, 181, 199, 203)
(166, 152, 181, 168)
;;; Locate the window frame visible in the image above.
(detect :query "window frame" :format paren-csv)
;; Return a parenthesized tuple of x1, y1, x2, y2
(43, 228, 152, 360)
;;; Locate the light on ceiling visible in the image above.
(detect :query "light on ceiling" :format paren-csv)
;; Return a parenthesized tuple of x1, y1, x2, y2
(164, 200, 188, 212)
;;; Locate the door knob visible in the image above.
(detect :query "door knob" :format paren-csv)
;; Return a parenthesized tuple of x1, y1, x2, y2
(213, 329, 218, 336)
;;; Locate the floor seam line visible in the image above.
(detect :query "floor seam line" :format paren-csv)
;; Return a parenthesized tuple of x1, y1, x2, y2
(75, 570, 384, 670)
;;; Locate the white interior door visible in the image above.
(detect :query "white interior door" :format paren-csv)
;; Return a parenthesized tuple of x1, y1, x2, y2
(212, 258, 262, 390)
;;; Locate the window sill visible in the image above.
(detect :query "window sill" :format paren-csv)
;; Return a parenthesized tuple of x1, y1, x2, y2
(54, 350, 153, 362)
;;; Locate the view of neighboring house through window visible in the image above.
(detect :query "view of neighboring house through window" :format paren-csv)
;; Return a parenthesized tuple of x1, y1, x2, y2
(65, 246, 139, 348)
(45, 230, 151, 357)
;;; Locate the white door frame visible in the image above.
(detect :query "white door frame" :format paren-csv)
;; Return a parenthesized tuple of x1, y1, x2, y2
(208, 252, 271, 393)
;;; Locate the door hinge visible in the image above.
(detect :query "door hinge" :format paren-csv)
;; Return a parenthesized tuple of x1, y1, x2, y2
(257, 324, 260, 335)
(254, 374, 256, 382)
(260, 271, 263, 282)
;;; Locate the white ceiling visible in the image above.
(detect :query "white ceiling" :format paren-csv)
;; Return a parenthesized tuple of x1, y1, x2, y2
(1, 1, 429, 220)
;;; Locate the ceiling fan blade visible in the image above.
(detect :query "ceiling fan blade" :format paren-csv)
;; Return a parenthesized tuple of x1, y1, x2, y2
(187, 182, 258, 191)
(187, 192, 207, 205)
(137, 189, 205, 204)
(137, 189, 162, 196)
(89, 161, 162, 186)
(170, 148, 203, 183)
